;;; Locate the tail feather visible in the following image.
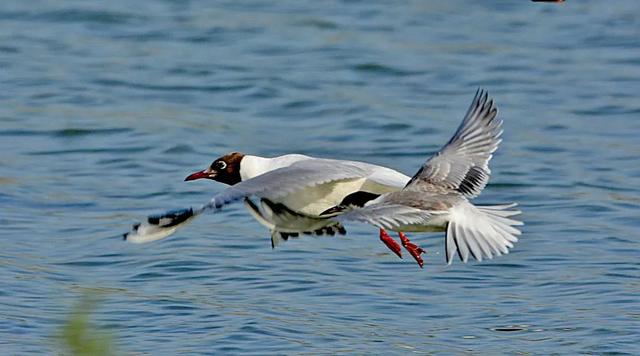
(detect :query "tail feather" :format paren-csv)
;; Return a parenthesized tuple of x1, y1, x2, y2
(446, 202, 522, 264)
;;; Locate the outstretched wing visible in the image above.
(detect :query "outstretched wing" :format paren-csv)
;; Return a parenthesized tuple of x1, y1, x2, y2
(406, 89, 502, 198)
(124, 159, 388, 243)
(207, 158, 394, 208)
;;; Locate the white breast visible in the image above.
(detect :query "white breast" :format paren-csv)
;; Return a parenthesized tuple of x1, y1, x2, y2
(238, 154, 411, 230)
(277, 177, 401, 215)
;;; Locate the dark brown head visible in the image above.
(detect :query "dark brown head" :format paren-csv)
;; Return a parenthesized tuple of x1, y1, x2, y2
(184, 152, 245, 185)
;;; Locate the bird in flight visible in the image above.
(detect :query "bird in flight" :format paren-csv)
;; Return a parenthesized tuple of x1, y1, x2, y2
(124, 89, 522, 268)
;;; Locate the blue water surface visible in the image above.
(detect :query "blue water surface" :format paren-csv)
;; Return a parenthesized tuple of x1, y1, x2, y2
(1, 0, 639, 354)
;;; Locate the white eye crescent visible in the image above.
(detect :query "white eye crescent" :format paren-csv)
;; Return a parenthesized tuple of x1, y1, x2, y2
(216, 161, 227, 170)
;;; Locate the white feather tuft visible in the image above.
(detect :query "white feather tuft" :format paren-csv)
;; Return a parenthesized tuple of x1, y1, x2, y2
(445, 201, 522, 264)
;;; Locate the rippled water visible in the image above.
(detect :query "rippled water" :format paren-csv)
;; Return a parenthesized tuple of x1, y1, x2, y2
(1, 0, 639, 354)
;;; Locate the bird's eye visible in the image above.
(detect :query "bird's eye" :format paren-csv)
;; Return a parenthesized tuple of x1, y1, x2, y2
(215, 161, 227, 170)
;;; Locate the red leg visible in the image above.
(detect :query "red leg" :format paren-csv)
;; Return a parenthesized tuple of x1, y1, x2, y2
(379, 228, 402, 259)
(399, 232, 426, 268)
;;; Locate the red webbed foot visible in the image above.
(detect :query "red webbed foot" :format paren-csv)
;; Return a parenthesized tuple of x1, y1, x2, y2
(379, 228, 402, 259)
(399, 232, 426, 268)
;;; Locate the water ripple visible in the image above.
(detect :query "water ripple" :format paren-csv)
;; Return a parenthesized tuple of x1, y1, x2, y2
(92, 79, 253, 93)
(1, 0, 639, 355)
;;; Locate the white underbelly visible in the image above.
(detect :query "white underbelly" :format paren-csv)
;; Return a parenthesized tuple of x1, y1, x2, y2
(276, 178, 400, 216)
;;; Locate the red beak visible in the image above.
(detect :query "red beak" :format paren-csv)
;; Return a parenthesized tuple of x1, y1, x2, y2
(184, 170, 210, 181)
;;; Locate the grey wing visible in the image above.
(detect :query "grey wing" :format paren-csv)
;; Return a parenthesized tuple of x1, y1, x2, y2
(124, 159, 375, 243)
(406, 89, 502, 197)
(335, 203, 433, 230)
(210, 158, 378, 207)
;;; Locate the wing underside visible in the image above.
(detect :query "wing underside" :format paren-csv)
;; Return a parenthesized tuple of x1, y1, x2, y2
(407, 89, 502, 198)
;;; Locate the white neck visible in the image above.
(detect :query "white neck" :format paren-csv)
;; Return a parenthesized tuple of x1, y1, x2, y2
(239, 154, 312, 181)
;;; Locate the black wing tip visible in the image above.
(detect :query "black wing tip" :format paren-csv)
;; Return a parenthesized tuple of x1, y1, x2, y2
(272, 223, 347, 245)
(122, 222, 141, 241)
(147, 208, 194, 228)
(473, 87, 489, 103)
(462, 88, 494, 126)
(469, 88, 500, 131)
(472, 87, 495, 109)
(481, 89, 489, 104)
